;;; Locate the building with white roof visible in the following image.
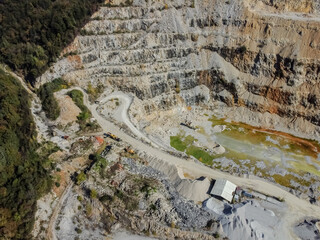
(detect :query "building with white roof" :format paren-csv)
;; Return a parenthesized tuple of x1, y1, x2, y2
(210, 179, 237, 202)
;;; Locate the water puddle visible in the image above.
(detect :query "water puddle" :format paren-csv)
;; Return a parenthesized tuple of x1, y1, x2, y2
(210, 116, 320, 177)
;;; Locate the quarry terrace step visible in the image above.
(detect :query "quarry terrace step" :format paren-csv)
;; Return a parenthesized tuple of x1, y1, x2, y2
(96, 7, 157, 20)
(83, 18, 159, 34)
(65, 66, 197, 83)
(95, 2, 195, 19)
(38, 0, 320, 136)
(79, 59, 191, 74)
(76, 33, 197, 52)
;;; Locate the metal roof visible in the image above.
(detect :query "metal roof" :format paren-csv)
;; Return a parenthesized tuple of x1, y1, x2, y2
(210, 179, 237, 202)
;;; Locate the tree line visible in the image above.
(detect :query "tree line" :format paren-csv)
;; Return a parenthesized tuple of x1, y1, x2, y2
(0, 0, 103, 85)
(0, 69, 53, 239)
(0, 0, 104, 238)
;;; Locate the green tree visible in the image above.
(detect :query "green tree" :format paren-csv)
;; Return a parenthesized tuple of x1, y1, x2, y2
(0, 69, 52, 239)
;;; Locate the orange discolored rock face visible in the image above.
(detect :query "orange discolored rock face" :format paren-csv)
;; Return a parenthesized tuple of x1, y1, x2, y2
(67, 55, 83, 69)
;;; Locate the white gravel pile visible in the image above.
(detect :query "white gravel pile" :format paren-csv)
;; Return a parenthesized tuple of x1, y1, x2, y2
(219, 200, 284, 240)
(176, 177, 211, 203)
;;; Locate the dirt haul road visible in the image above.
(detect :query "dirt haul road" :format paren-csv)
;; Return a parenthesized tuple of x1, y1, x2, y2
(79, 88, 320, 239)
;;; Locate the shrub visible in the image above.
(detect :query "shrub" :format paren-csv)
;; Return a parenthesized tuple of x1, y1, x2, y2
(90, 189, 98, 199)
(77, 195, 83, 201)
(170, 221, 176, 228)
(76, 172, 86, 185)
(87, 82, 104, 102)
(85, 203, 92, 216)
(99, 194, 113, 202)
(115, 189, 124, 200)
(238, 45, 247, 54)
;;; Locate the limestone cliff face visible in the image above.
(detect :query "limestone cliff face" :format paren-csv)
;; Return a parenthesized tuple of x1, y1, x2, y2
(37, 0, 320, 139)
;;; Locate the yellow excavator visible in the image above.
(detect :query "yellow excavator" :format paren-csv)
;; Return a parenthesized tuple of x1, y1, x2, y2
(124, 146, 135, 155)
(104, 132, 121, 142)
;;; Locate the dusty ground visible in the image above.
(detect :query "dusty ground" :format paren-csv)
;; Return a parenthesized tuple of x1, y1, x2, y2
(31, 86, 320, 240)
(85, 89, 320, 239)
(55, 93, 81, 125)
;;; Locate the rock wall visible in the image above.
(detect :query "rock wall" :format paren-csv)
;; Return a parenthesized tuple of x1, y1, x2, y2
(37, 0, 320, 139)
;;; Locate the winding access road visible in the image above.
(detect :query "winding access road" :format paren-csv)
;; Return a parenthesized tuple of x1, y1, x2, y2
(73, 88, 320, 239)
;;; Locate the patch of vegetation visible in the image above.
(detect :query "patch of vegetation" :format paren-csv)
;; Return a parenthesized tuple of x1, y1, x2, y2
(272, 173, 310, 189)
(85, 203, 92, 217)
(170, 136, 187, 151)
(38, 141, 61, 165)
(75, 227, 82, 234)
(186, 146, 214, 165)
(67, 90, 90, 120)
(92, 154, 108, 175)
(0, 69, 52, 239)
(237, 45, 247, 54)
(37, 78, 69, 120)
(99, 194, 113, 203)
(174, 80, 180, 94)
(67, 89, 100, 132)
(170, 134, 196, 152)
(115, 189, 125, 200)
(114, 188, 139, 212)
(87, 82, 104, 102)
(125, 0, 133, 6)
(290, 161, 320, 177)
(76, 171, 86, 185)
(140, 183, 157, 199)
(149, 204, 157, 211)
(170, 134, 214, 164)
(0, 0, 104, 84)
(90, 189, 98, 199)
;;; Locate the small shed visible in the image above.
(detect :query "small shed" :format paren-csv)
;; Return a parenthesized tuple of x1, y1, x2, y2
(210, 179, 237, 202)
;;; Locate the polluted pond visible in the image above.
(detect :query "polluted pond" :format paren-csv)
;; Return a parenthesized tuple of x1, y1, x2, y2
(170, 115, 320, 198)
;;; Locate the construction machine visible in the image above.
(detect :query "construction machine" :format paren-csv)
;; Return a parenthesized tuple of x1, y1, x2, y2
(104, 132, 121, 142)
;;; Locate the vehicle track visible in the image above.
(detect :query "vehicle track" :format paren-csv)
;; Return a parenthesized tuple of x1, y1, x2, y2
(82, 88, 320, 239)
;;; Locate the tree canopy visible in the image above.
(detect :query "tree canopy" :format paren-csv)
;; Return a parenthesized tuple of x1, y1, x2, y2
(0, 69, 52, 239)
(0, 0, 103, 84)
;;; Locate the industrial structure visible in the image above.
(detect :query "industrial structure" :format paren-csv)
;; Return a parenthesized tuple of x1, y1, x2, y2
(210, 179, 237, 202)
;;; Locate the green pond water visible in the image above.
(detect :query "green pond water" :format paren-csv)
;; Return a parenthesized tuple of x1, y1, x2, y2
(170, 116, 320, 189)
